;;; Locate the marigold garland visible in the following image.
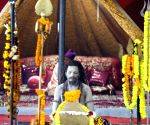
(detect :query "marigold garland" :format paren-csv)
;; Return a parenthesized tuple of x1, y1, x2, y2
(64, 89, 81, 102)
(122, 54, 147, 118)
(33, 89, 46, 125)
(35, 17, 52, 67)
(139, 87, 146, 119)
(34, 16, 53, 124)
(143, 11, 150, 91)
(139, 60, 147, 118)
(3, 22, 11, 91)
(3, 20, 21, 119)
(94, 116, 104, 125)
(35, 34, 43, 67)
(3, 21, 11, 116)
(122, 55, 139, 110)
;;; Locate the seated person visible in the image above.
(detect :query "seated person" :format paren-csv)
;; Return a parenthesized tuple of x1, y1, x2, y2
(52, 60, 94, 113)
(46, 49, 77, 95)
(51, 60, 110, 125)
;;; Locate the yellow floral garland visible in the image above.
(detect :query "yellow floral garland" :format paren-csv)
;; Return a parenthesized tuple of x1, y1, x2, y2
(35, 17, 52, 67)
(3, 20, 21, 119)
(122, 55, 139, 110)
(122, 55, 147, 118)
(139, 60, 147, 118)
(35, 34, 43, 67)
(143, 11, 150, 91)
(3, 21, 11, 116)
(32, 89, 46, 125)
(3, 22, 11, 92)
(64, 89, 81, 102)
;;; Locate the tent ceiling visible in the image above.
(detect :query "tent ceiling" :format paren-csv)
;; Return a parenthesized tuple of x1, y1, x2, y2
(0, 0, 143, 59)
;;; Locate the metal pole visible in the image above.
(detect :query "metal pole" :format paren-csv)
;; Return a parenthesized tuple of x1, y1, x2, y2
(58, 0, 66, 84)
(147, 92, 149, 125)
(137, 97, 141, 125)
(130, 110, 133, 125)
(9, 0, 15, 124)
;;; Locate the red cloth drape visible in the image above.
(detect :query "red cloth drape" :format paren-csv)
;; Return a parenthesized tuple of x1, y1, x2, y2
(0, 0, 8, 12)
(119, 0, 135, 8)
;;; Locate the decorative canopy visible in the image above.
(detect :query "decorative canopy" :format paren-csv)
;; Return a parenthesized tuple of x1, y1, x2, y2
(0, 0, 143, 59)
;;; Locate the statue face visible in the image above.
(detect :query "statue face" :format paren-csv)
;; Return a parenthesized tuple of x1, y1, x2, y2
(65, 66, 79, 83)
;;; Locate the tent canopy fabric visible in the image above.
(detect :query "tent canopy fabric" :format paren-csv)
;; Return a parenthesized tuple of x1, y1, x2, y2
(0, 0, 143, 59)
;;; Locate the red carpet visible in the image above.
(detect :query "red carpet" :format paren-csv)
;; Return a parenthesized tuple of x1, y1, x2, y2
(103, 116, 149, 125)
(0, 115, 50, 124)
(0, 115, 149, 125)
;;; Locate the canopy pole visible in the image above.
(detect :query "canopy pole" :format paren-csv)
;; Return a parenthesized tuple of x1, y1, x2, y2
(147, 92, 149, 125)
(9, 0, 15, 124)
(96, 0, 100, 22)
(58, 0, 66, 84)
(137, 97, 141, 125)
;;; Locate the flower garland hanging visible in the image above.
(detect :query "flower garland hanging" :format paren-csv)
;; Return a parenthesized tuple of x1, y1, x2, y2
(139, 60, 147, 118)
(35, 17, 53, 67)
(31, 89, 46, 125)
(139, 87, 146, 118)
(3, 21, 11, 114)
(143, 11, 150, 91)
(3, 19, 21, 119)
(122, 55, 139, 110)
(122, 53, 146, 118)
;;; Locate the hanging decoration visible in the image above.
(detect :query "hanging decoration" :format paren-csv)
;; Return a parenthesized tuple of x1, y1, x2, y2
(122, 54, 147, 118)
(35, 17, 52, 67)
(36, 89, 46, 125)
(122, 38, 147, 118)
(35, 0, 53, 67)
(122, 55, 139, 110)
(30, 89, 46, 125)
(139, 60, 147, 118)
(3, 20, 11, 114)
(33, 0, 53, 124)
(143, 10, 150, 91)
(3, 16, 21, 119)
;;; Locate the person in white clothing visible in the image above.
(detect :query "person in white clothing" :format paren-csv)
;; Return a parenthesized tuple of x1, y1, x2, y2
(52, 60, 94, 113)
(46, 49, 76, 95)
